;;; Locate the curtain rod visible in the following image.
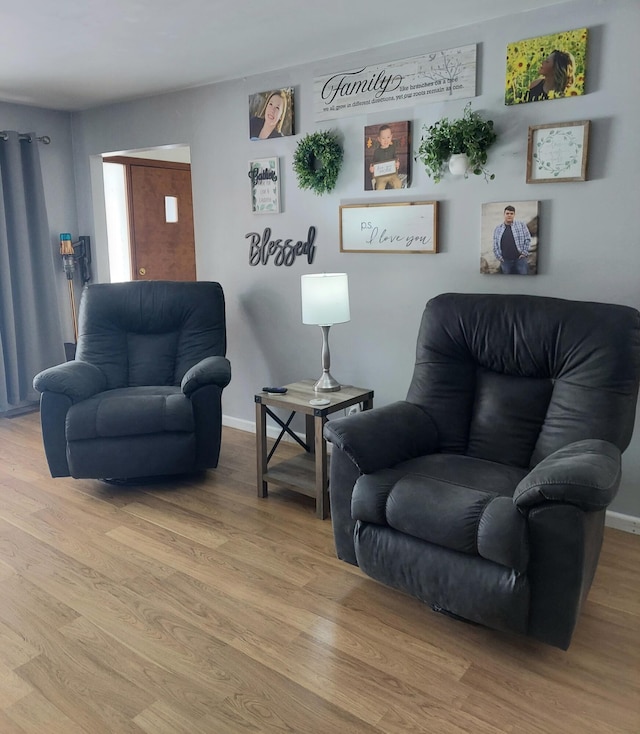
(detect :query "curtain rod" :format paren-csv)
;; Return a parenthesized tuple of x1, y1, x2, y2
(0, 131, 51, 144)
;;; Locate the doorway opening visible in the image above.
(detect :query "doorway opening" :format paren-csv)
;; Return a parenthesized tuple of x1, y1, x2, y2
(102, 145, 195, 282)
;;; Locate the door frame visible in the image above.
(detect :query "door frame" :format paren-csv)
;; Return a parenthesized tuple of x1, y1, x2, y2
(105, 156, 192, 280)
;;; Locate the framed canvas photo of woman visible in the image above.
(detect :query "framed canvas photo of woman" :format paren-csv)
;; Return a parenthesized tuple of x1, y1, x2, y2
(248, 88, 295, 140)
(505, 28, 587, 105)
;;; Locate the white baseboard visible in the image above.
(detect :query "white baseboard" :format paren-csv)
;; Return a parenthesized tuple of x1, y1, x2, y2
(222, 415, 254, 433)
(223, 415, 639, 535)
(222, 414, 304, 442)
(605, 511, 640, 535)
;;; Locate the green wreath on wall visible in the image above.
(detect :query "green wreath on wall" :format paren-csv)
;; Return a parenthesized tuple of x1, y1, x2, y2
(293, 131, 343, 195)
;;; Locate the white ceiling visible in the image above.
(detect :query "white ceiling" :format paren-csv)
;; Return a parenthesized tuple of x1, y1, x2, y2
(1, 0, 572, 111)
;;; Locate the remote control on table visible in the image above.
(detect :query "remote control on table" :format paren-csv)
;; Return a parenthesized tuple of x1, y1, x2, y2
(262, 386, 288, 394)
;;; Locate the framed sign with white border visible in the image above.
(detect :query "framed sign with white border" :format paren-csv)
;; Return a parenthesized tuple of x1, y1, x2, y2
(339, 201, 438, 254)
(526, 120, 590, 183)
(249, 157, 280, 213)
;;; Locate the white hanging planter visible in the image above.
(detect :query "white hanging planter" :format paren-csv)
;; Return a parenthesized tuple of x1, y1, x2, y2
(448, 153, 469, 176)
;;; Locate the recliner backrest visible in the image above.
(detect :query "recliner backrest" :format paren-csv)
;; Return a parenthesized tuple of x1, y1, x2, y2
(74, 281, 226, 389)
(406, 293, 640, 468)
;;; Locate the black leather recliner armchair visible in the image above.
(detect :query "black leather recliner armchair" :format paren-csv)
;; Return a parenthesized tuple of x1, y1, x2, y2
(324, 293, 640, 649)
(34, 280, 231, 481)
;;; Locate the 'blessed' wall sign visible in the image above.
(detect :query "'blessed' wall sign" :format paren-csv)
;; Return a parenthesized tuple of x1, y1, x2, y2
(246, 226, 317, 266)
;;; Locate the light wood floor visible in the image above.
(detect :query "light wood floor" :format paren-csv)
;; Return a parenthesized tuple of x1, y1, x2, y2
(0, 411, 638, 733)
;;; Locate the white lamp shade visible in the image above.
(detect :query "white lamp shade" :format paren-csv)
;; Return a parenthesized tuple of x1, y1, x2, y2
(301, 273, 350, 326)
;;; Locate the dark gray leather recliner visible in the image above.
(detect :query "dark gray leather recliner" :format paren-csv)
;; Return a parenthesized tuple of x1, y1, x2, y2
(324, 293, 640, 649)
(34, 280, 231, 481)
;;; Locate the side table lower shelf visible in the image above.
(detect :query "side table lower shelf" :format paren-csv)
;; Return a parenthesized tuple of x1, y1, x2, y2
(255, 379, 374, 519)
(262, 453, 316, 498)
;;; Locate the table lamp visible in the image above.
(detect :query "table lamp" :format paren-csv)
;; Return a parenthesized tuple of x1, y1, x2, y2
(301, 273, 350, 392)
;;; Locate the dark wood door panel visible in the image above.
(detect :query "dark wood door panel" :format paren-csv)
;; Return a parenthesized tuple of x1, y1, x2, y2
(129, 164, 196, 281)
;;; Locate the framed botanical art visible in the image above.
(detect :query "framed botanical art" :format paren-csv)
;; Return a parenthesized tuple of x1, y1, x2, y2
(505, 28, 587, 105)
(248, 157, 280, 214)
(526, 120, 590, 183)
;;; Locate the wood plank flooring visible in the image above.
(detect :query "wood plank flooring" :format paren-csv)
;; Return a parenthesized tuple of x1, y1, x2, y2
(0, 410, 638, 733)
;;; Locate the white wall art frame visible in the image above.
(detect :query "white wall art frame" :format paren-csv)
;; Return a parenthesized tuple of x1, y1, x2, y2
(249, 157, 280, 213)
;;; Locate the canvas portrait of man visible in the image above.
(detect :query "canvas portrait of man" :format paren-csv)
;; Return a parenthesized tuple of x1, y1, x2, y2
(481, 201, 539, 275)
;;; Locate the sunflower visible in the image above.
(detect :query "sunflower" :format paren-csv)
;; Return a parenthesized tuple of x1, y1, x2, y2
(513, 56, 528, 73)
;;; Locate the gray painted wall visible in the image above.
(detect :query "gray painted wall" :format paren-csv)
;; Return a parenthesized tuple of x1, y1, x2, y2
(15, 0, 640, 515)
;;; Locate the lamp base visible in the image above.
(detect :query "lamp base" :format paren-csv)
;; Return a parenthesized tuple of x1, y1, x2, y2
(314, 371, 341, 392)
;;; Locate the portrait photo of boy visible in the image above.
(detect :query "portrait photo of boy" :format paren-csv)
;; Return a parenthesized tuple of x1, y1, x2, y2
(364, 121, 411, 191)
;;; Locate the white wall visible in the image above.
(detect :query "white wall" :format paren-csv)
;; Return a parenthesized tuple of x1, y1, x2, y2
(70, 0, 640, 516)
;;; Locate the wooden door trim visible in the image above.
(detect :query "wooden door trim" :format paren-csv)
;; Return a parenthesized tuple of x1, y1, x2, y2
(105, 156, 191, 171)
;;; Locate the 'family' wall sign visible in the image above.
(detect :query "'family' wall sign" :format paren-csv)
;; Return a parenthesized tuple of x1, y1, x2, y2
(314, 45, 476, 122)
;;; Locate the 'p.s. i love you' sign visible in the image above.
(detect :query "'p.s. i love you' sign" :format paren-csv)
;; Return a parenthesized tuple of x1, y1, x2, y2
(339, 202, 438, 254)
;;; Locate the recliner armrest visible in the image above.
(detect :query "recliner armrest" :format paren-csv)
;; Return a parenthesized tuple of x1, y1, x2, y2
(323, 401, 438, 474)
(181, 356, 231, 396)
(514, 439, 621, 512)
(33, 361, 107, 402)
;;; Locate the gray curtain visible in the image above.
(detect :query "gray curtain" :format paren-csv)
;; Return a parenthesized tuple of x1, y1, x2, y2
(0, 131, 65, 413)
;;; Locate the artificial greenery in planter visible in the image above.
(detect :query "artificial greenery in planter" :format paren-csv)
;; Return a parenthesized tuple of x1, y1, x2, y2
(293, 130, 343, 195)
(415, 103, 497, 183)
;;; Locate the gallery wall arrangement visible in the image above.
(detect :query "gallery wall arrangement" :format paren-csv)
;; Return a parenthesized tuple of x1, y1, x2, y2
(245, 28, 589, 272)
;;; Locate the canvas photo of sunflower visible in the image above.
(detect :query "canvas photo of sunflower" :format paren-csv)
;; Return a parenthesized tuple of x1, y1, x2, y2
(505, 28, 587, 105)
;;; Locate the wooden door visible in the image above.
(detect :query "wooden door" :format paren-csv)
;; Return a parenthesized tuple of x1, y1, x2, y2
(116, 158, 196, 281)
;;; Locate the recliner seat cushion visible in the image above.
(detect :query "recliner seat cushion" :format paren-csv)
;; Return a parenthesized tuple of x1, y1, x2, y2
(352, 454, 529, 572)
(66, 386, 194, 441)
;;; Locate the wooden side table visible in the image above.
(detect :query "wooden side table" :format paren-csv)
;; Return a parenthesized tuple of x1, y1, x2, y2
(255, 380, 374, 519)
